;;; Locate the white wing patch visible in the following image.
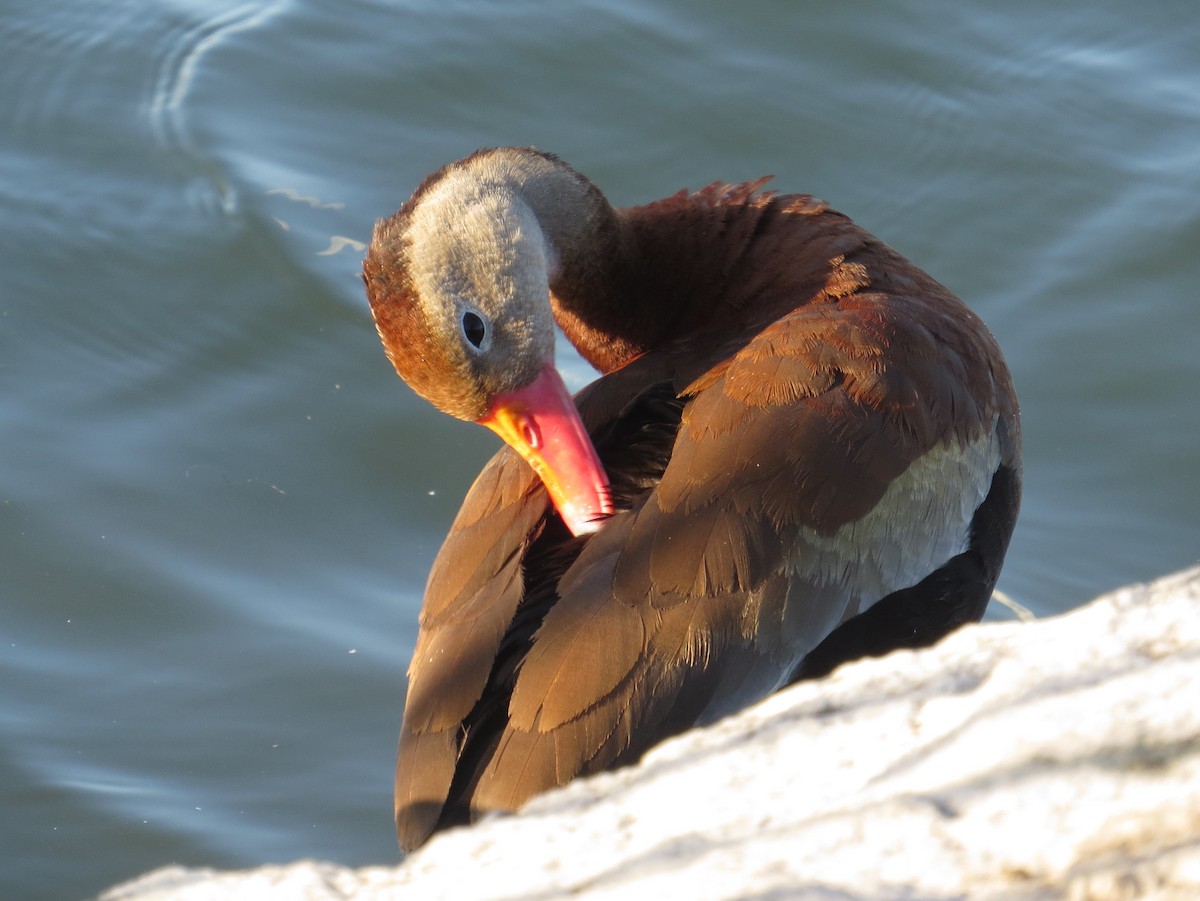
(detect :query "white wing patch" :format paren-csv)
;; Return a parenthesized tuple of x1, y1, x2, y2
(779, 422, 1002, 659)
(695, 422, 1002, 722)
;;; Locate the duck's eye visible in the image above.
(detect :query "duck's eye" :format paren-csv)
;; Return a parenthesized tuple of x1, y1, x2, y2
(461, 311, 487, 349)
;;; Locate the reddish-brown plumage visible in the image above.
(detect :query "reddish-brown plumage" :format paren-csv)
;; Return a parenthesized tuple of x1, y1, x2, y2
(363, 148, 1021, 851)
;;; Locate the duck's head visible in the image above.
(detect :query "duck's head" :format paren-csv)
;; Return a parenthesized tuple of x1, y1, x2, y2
(363, 149, 613, 536)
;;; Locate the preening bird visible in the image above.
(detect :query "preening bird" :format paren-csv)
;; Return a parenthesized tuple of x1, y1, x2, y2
(362, 147, 1021, 851)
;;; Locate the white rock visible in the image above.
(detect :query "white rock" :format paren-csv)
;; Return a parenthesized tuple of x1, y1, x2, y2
(100, 566, 1200, 901)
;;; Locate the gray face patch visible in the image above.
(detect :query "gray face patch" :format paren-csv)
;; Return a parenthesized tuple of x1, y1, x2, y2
(405, 164, 558, 399)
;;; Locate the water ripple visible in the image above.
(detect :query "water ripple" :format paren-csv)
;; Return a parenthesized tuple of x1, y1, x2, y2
(144, 1, 291, 215)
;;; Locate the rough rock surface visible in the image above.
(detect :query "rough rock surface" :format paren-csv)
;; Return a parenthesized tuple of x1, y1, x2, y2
(101, 566, 1200, 901)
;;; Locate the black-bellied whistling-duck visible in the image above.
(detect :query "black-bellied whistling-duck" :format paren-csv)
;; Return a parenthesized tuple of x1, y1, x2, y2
(363, 147, 1021, 851)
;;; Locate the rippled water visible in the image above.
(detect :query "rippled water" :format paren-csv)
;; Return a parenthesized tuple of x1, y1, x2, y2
(2, 1, 1198, 898)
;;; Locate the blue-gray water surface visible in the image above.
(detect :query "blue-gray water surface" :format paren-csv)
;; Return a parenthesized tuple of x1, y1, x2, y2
(2, 1, 1197, 898)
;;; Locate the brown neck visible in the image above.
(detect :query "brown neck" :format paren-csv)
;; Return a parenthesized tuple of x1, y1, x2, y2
(548, 179, 848, 376)
(547, 218, 644, 375)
